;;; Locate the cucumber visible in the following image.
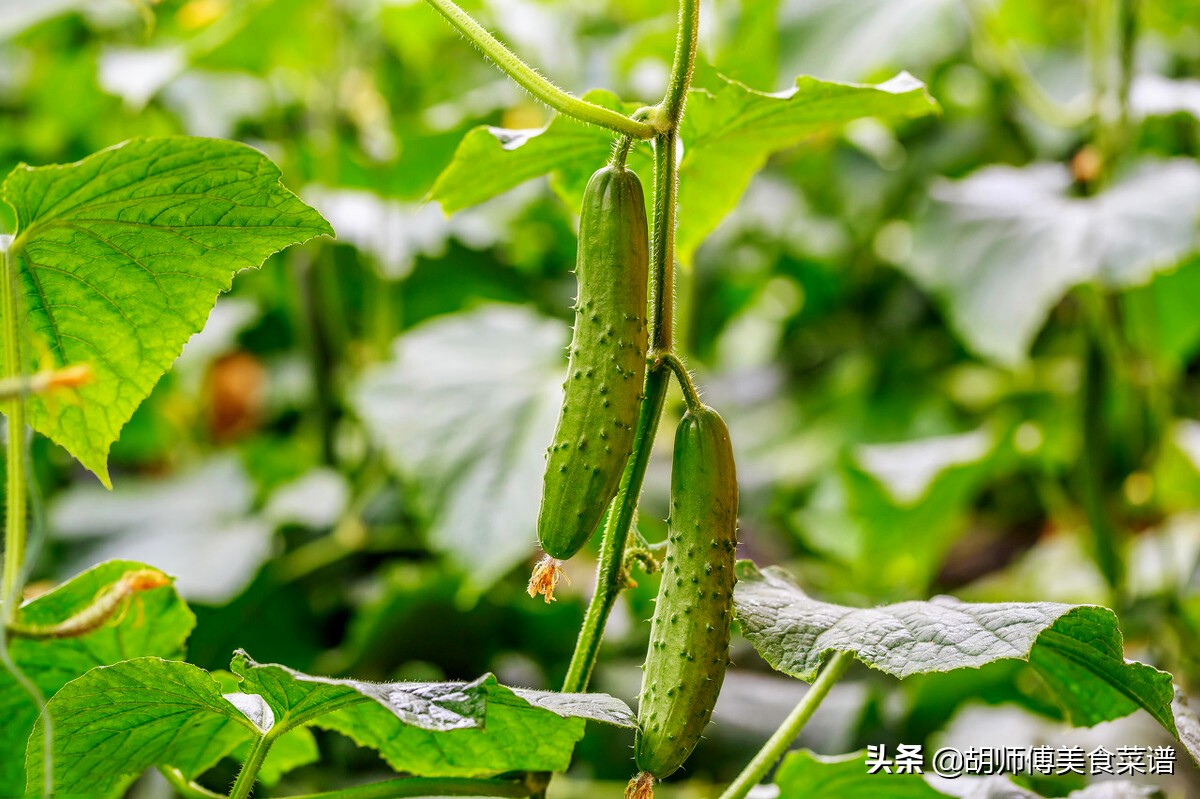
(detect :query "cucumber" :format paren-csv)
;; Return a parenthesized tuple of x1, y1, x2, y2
(635, 404, 738, 779)
(537, 164, 649, 561)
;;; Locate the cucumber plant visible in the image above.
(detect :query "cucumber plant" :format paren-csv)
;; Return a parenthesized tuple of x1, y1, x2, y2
(2, 1, 1198, 798)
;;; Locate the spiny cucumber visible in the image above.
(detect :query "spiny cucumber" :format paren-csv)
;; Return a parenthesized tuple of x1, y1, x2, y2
(634, 404, 738, 780)
(537, 164, 649, 561)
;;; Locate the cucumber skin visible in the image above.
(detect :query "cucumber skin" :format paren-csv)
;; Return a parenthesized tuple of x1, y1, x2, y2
(537, 165, 649, 561)
(635, 405, 738, 778)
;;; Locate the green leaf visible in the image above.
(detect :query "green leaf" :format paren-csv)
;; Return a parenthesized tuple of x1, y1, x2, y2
(776, 0, 962, 83)
(1121, 255, 1200, 371)
(26, 657, 255, 796)
(675, 71, 938, 264)
(775, 750, 944, 799)
(733, 562, 1182, 748)
(902, 159, 1200, 365)
(429, 75, 938, 266)
(231, 650, 636, 777)
(794, 428, 1001, 595)
(49, 455, 273, 603)
(2, 136, 332, 484)
(351, 305, 566, 591)
(430, 90, 644, 214)
(0, 560, 194, 795)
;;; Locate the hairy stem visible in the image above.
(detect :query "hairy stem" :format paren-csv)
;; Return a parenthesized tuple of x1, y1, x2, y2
(1078, 290, 1125, 598)
(228, 734, 274, 799)
(159, 768, 226, 799)
(660, 353, 703, 413)
(2, 245, 26, 625)
(649, 129, 679, 353)
(562, 365, 669, 692)
(1, 247, 51, 798)
(718, 652, 853, 799)
(283, 776, 533, 799)
(660, 0, 699, 126)
(423, 0, 655, 139)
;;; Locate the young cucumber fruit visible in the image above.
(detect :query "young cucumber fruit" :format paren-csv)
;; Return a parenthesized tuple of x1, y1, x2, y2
(635, 404, 738, 779)
(537, 164, 649, 561)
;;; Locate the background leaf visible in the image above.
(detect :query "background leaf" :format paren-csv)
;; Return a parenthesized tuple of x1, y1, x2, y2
(2, 136, 332, 483)
(351, 304, 566, 590)
(902, 160, 1200, 365)
(48, 456, 272, 602)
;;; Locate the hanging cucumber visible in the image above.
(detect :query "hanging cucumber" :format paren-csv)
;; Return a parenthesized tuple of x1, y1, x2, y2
(633, 403, 738, 786)
(537, 163, 649, 561)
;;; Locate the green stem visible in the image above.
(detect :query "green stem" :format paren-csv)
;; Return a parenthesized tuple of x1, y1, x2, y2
(1, 247, 50, 798)
(660, 0, 699, 126)
(228, 734, 273, 799)
(1078, 290, 1125, 598)
(562, 364, 670, 693)
(660, 353, 703, 413)
(159, 768, 225, 799)
(2, 246, 26, 624)
(649, 128, 679, 353)
(423, 0, 655, 139)
(1114, 0, 1137, 150)
(718, 652, 853, 799)
(283, 777, 532, 799)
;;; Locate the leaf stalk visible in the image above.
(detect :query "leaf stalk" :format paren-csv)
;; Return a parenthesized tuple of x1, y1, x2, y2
(718, 651, 853, 799)
(423, 0, 655, 139)
(228, 733, 275, 799)
(2, 245, 26, 624)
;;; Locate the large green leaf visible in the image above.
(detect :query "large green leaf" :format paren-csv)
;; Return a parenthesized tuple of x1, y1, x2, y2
(430, 73, 938, 264)
(2, 136, 332, 484)
(902, 159, 1200, 365)
(27, 649, 636, 793)
(795, 428, 1001, 596)
(431, 90, 647, 214)
(733, 562, 1184, 753)
(0, 560, 194, 795)
(351, 305, 566, 591)
(232, 650, 636, 777)
(25, 658, 257, 796)
(674, 71, 938, 264)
